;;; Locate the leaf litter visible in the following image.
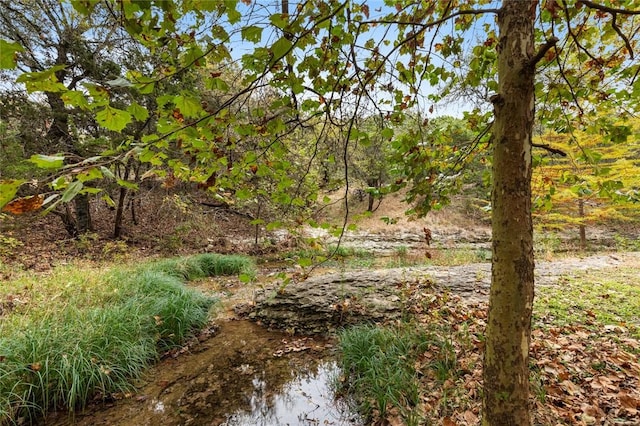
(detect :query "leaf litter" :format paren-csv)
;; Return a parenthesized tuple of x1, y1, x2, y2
(382, 276, 640, 425)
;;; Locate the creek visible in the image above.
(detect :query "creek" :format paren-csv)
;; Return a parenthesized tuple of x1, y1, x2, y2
(43, 320, 361, 426)
(42, 243, 638, 425)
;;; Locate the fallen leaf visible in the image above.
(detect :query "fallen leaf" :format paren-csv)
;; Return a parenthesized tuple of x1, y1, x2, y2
(462, 410, 478, 424)
(443, 416, 457, 426)
(2, 195, 43, 214)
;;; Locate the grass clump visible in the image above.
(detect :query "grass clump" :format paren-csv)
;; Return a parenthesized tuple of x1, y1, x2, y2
(0, 253, 252, 424)
(144, 253, 255, 281)
(337, 323, 429, 425)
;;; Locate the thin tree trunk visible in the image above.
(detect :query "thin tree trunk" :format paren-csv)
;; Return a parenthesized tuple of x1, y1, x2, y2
(483, 1, 536, 424)
(578, 199, 586, 250)
(114, 160, 132, 238)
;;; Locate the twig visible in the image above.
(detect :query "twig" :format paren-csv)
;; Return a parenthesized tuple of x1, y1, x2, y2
(532, 143, 567, 157)
(578, 0, 640, 15)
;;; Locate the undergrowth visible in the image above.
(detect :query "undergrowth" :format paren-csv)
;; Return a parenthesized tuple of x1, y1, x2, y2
(0, 253, 254, 425)
(338, 323, 431, 425)
(337, 266, 640, 425)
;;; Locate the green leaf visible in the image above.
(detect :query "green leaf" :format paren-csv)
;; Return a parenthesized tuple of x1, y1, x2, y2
(81, 187, 102, 195)
(83, 83, 110, 106)
(116, 179, 139, 190)
(76, 167, 103, 183)
(298, 257, 313, 267)
(60, 181, 83, 203)
(29, 154, 65, 169)
(96, 106, 132, 131)
(70, 0, 96, 15)
(241, 26, 263, 43)
(127, 102, 149, 121)
(0, 40, 24, 69)
(102, 194, 116, 208)
(381, 128, 394, 139)
(175, 94, 203, 118)
(51, 176, 67, 190)
(100, 166, 116, 179)
(271, 37, 292, 61)
(608, 125, 631, 143)
(269, 14, 288, 30)
(225, 0, 241, 24)
(61, 90, 90, 109)
(0, 179, 24, 209)
(16, 67, 67, 93)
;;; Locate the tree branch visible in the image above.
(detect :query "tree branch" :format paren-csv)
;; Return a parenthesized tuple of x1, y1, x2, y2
(527, 37, 559, 68)
(532, 143, 567, 157)
(578, 0, 640, 15)
(611, 13, 634, 59)
(362, 8, 500, 30)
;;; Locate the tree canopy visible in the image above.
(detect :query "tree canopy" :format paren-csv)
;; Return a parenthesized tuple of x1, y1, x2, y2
(1, 0, 639, 424)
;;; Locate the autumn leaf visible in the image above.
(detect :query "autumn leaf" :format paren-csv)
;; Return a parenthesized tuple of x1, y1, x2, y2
(443, 416, 457, 426)
(1, 195, 43, 214)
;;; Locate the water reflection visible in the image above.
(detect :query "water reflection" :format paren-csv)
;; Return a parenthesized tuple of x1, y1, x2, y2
(223, 361, 360, 425)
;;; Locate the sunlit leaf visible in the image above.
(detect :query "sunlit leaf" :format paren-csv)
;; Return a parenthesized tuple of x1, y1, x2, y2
(96, 106, 132, 131)
(0, 40, 24, 69)
(175, 95, 203, 118)
(298, 257, 313, 267)
(127, 102, 149, 121)
(29, 154, 64, 169)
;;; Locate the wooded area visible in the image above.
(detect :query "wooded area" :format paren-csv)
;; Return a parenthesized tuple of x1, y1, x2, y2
(1, 1, 639, 424)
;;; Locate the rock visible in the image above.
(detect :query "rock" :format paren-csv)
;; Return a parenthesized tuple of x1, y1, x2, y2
(245, 252, 637, 335)
(249, 269, 425, 334)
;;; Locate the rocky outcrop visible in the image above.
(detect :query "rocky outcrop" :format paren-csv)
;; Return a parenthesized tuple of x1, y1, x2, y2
(245, 253, 634, 334)
(247, 269, 423, 334)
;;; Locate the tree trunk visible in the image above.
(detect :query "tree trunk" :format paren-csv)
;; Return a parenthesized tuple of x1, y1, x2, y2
(483, 1, 536, 424)
(366, 177, 380, 212)
(75, 194, 92, 234)
(114, 160, 133, 238)
(578, 199, 586, 250)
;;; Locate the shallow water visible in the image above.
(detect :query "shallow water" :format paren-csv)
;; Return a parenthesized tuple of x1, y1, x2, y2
(43, 320, 360, 426)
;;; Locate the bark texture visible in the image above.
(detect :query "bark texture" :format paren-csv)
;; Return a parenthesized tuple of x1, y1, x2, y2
(483, 1, 536, 424)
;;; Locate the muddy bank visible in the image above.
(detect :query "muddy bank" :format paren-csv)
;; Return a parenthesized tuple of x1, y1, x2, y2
(43, 321, 360, 426)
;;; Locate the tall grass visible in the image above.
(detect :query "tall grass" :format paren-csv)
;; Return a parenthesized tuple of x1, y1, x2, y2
(0, 253, 253, 424)
(145, 253, 256, 281)
(338, 323, 429, 424)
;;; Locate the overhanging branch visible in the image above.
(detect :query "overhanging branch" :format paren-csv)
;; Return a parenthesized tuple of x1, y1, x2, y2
(578, 0, 640, 15)
(363, 8, 500, 30)
(527, 37, 559, 68)
(611, 13, 634, 59)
